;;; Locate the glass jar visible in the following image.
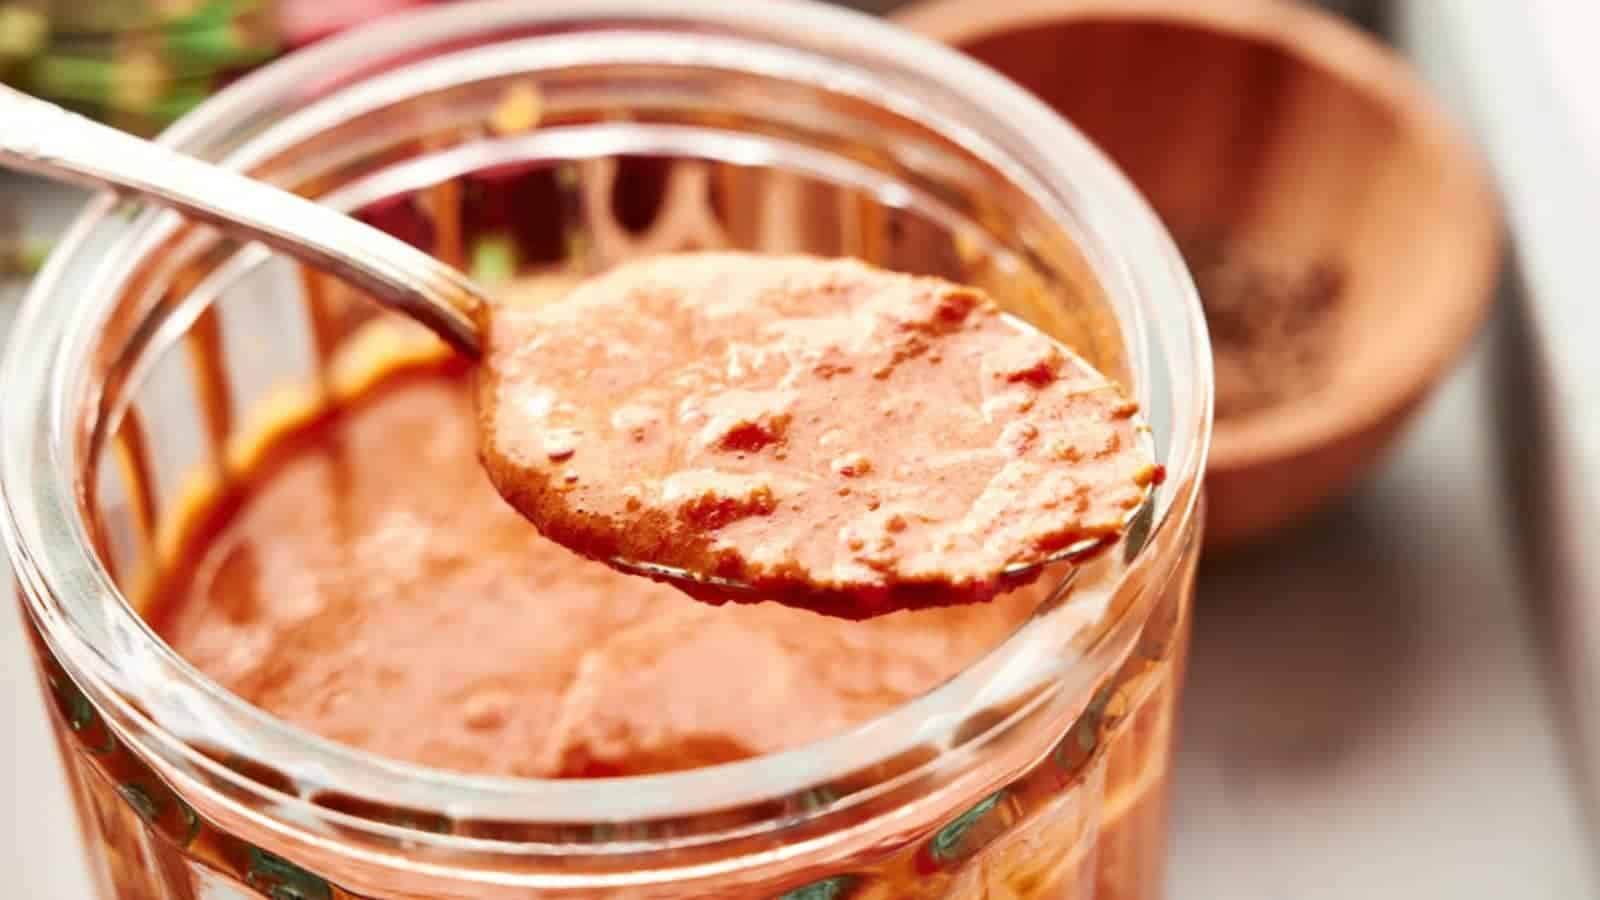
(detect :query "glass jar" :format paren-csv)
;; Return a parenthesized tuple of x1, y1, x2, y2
(0, 1, 1212, 898)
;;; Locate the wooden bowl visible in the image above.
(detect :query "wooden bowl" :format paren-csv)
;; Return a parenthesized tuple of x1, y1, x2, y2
(896, 0, 1501, 551)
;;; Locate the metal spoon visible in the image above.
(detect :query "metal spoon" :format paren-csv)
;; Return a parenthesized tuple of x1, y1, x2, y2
(0, 85, 484, 357)
(0, 86, 1142, 597)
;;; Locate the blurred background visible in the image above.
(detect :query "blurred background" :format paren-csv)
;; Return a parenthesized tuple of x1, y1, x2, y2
(0, 0, 1378, 141)
(5, 0, 1599, 898)
(0, 0, 1392, 307)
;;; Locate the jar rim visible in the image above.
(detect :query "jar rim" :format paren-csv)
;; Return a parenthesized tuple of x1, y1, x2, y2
(0, 0, 1211, 853)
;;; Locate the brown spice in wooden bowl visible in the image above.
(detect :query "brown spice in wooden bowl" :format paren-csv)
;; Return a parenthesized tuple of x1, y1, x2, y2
(1178, 234, 1346, 421)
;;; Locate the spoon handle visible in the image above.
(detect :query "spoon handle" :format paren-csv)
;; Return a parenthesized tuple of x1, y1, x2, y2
(0, 85, 483, 356)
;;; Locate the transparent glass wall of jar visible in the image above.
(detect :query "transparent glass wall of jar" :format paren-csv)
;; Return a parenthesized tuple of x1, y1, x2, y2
(1, 2, 1212, 898)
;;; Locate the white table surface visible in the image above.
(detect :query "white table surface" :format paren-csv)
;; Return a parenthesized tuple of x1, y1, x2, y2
(1170, 317, 1596, 898)
(2, 184, 99, 900)
(5, 5, 1599, 893)
(1395, 0, 1600, 832)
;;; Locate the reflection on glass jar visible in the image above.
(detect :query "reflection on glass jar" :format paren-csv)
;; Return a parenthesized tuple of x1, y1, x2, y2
(2, 2, 1211, 898)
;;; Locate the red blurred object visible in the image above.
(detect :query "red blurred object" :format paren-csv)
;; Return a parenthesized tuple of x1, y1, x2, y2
(277, 0, 445, 47)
